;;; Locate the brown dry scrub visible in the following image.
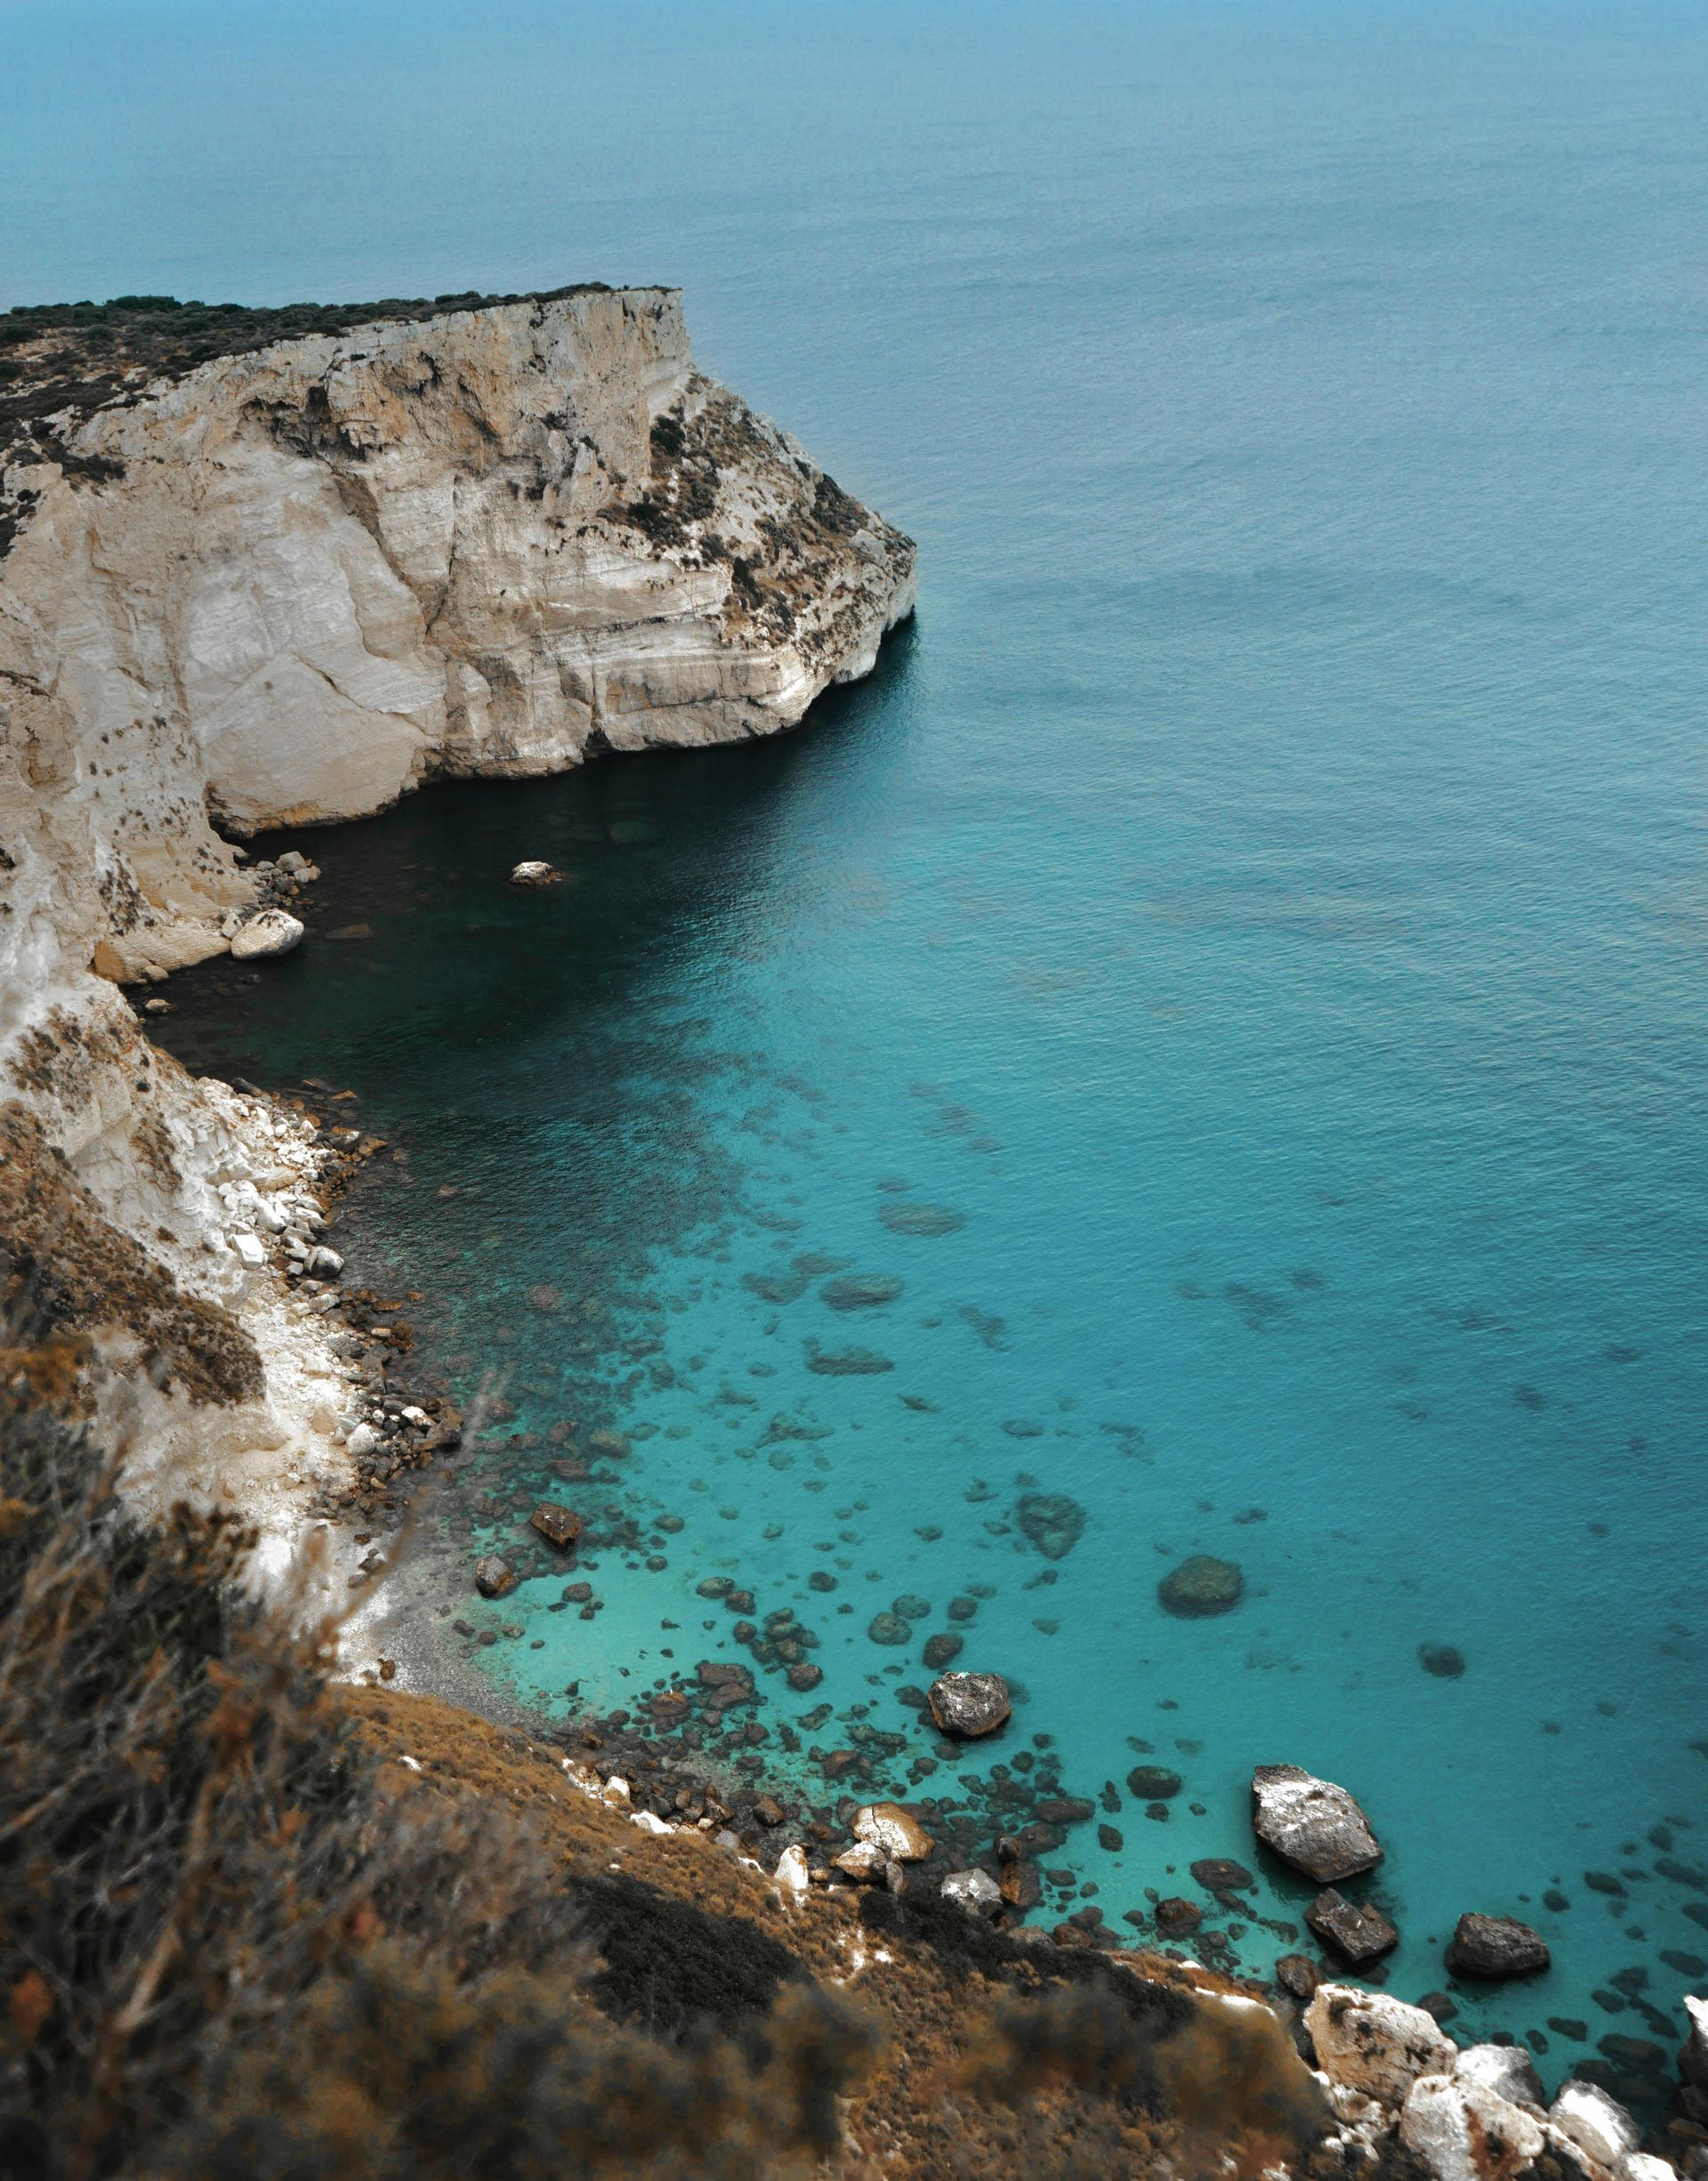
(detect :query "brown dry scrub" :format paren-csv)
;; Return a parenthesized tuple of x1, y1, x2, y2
(0, 1333, 1331, 2180)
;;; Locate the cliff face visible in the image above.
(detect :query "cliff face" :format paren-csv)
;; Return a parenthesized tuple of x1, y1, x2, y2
(0, 286, 914, 982)
(0, 287, 914, 1545)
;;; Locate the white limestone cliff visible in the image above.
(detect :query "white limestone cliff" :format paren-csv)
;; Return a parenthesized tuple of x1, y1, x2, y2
(0, 287, 914, 1547)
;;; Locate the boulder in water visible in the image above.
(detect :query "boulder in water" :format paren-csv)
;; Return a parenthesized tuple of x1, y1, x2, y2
(928, 1670, 1011, 1738)
(1306, 1887, 1399, 1965)
(1251, 1763, 1382, 1882)
(230, 909, 304, 960)
(510, 860, 563, 886)
(1420, 1642, 1467, 1678)
(474, 1555, 517, 1599)
(1015, 1490, 1086, 1562)
(1446, 1912, 1550, 1981)
(867, 1612, 911, 1646)
(922, 1632, 963, 1669)
(1157, 1554, 1244, 1618)
(528, 1504, 582, 1549)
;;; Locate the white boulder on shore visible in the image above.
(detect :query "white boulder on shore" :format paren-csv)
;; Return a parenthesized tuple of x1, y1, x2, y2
(1306, 1984, 1454, 2107)
(229, 909, 305, 960)
(1307, 1985, 1677, 2181)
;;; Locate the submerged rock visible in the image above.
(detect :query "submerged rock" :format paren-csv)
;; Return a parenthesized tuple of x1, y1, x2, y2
(1306, 1887, 1399, 1965)
(1127, 1765, 1182, 1800)
(879, 1200, 966, 1237)
(1420, 1642, 1468, 1679)
(820, 1272, 904, 1311)
(1446, 1913, 1551, 1981)
(927, 1670, 1011, 1739)
(1191, 1858, 1255, 1894)
(1015, 1490, 1086, 1562)
(922, 1632, 963, 1669)
(230, 909, 304, 960)
(1157, 1554, 1244, 1618)
(867, 1612, 911, 1646)
(1251, 1764, 1382, 1882)
(1155, 1896, 1203, 1938)
(806, 1342, 894, 1376)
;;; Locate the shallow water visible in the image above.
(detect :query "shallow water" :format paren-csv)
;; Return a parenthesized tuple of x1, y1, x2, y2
(20, 0, 1708, 2094)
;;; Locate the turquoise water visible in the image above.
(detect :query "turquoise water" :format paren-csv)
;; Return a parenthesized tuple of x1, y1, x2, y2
(13, 0, 1708, 2094)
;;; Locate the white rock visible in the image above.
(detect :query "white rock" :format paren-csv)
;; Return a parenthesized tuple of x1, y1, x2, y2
(774, 1843, 810, 1900)
(851, 1802, 934, 1862)
(1305, 1984, 1458, 2107)
(940, 1868, 1003, 1916)
(276, 850, 309, 874)
(1623, 2156, 1678, 2181)
(1551, 2082, 1641, 2171)
(1402, 2073, 1546, 2181)
(1456, 2045, 1546, 2110)
(1682, 1996, 1708, 2092)
(1252, 1763, 1382, 1881)
(600, 1774, 631, 1808)
(230, 909, 305, 960)
(345, 1424, 381, 1458)
(232, 1232, 267, 1268)
(632, 1810, 672, 1836)
(305, 1244, 343, 1279)
(510, 860, 562, 887)
(832, 1842, 888, 1883)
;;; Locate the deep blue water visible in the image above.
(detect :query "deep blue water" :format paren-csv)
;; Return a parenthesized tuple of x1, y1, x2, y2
(10, 0, 1708, 2088)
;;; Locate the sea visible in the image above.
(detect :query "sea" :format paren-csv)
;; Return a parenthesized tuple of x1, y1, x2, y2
(8, 0, 1707, 2091)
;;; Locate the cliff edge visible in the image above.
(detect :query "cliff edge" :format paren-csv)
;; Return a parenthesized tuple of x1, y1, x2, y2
(0, 287, 914, 1544)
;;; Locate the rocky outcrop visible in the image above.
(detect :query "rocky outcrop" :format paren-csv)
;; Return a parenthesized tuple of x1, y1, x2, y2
(0, 286, 912, 1552)
(1305, 1985, 1455, 2106)
(1, 286, 914, 985)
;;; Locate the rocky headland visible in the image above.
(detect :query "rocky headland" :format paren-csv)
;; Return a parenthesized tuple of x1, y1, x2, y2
(0, 284, 914, 1561)
(3, 290, 1705, 2179)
